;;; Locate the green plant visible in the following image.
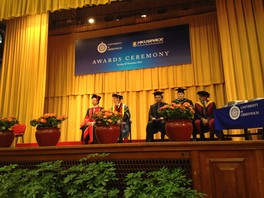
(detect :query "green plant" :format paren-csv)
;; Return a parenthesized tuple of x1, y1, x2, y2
(61, 153, 119, 198)
(0, 164, 27, 198)
(30, 113, 67, 129)
(0, 155, 205, 198)
(158, 102, 195, 120)
(18, 160, 64, 198)
(0, 153, 119, 198)
(0, 161, 64, 198)
(124, 167, 205, 198)
(0, 116, 19, 130)
(93, 109, 122, 126)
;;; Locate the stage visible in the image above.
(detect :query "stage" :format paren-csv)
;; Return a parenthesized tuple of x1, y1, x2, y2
(1, 140, 264, 197)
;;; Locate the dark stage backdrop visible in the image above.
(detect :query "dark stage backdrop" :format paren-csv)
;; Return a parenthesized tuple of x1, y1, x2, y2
(75, 24, 191, 75)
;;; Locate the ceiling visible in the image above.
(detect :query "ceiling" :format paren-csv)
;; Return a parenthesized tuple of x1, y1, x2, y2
(49, 0, 216, 35)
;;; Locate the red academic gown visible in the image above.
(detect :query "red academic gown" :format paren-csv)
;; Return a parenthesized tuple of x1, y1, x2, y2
(80, 106, 103, 144)
(194, 100, 216, 134)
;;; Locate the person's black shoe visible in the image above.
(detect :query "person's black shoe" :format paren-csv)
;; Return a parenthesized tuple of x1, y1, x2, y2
(210, 133, 215, 140)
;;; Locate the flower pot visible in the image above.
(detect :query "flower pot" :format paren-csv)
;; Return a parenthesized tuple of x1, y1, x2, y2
(0, 130, 15, 147)
(35, 128, 60, 146)
(95, 124, 121, 144)
(165, 120, 193, 141)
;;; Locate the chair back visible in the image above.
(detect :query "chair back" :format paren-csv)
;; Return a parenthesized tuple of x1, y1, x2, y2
(12, 124, 26, 135)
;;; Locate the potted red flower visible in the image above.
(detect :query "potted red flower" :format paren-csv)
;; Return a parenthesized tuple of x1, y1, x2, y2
(0, 116, 19, 147)
(158, 102, 195, 120)
(92, 110, 122, 144)
(30, 113, 67, 146)
(158, 102, 195, 141)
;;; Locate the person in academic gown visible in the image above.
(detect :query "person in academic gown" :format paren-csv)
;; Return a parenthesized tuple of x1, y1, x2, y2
(172, 87, 193, 106)
(146, 91, 168, 142)
(172, 87, 196, 140)
(111, 93, 131, 143)
(80, 94, 103, 144)
(194, 91, 216, 140)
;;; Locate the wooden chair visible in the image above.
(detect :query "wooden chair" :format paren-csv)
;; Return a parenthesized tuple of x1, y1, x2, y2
(12, 124, 26, 145)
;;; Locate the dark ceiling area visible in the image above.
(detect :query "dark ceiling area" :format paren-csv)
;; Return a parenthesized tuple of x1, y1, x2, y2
(49, 0, 216, 34)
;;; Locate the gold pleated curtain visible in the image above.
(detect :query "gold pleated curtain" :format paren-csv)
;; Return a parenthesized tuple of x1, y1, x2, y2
(45, 13, 226, 142)
(0, 0, 115, 20)
(0, 0, 123, 143)
(216, 0, 264, 100)
(0, 13, 49, 143)
(1, 0, 263, 143)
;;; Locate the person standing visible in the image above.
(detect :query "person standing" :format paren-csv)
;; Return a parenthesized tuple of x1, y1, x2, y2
(194, 91, 216, 140)
(111, 93, 131, 143)
(80, 94, 103, 144)
(146, 91, 168, 142)
(172, 87, 193, 106)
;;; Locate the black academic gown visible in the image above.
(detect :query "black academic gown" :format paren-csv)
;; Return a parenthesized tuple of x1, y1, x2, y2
(146, 102, 168, 142)
(172, 98, 193, 106)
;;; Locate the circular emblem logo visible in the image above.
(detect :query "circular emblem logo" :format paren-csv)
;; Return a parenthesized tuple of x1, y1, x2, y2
(97, 42, 107, 53)
(229, 105, 240, 120)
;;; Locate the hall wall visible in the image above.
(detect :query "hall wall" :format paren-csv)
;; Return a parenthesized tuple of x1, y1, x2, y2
(45, 12, 225, 142)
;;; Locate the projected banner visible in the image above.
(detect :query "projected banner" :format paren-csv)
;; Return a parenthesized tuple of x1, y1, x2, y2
(75, 24, 191, 75)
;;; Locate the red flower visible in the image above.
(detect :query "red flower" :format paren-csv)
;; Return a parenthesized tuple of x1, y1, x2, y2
(93, 110, 122, 126)
(0, 116, 19, 130)
(30, 113, 67, 129)
(158, 102, 194, 120)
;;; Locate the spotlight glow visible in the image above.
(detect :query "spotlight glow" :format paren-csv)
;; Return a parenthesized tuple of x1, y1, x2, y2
(88, 18, 95, 24)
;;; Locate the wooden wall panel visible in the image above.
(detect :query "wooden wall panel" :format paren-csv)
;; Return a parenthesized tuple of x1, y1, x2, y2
(198, 151, 260, 198)
(255, 150, 264, 196)
(209, 158, 247, 198)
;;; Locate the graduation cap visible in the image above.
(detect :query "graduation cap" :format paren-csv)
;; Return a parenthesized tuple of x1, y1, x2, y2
(112, 93, 123, 99)
(153, 91, 164, 96)
(197, 91, 210, 97)
(175, 87, 186, 93)
(91, 94, 101, 102)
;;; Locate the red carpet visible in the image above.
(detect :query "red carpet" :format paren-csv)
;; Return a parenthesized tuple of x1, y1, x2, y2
(16, 141, 83, 147)
(15, 139, 150, 147)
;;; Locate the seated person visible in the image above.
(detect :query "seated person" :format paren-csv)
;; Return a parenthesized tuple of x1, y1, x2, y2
(80, 94, 103, 144)
(146, 91, 168, 142)
(172, 87, 193, 106)
(194, 91, 216, 140)
(172, 87, 195, 140)
(111, 93, 131, 143)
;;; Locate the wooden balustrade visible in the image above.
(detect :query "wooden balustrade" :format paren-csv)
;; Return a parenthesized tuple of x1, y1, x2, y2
(1, 141, 264, 197)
